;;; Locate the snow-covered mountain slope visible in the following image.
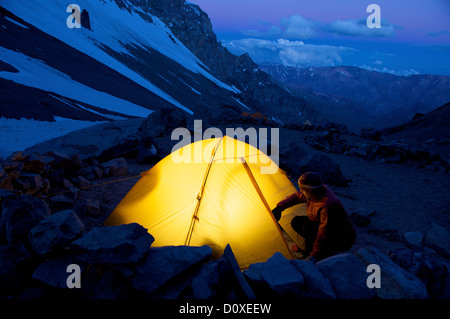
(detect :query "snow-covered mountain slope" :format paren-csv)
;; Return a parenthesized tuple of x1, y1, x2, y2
(0, 0, 242, 122)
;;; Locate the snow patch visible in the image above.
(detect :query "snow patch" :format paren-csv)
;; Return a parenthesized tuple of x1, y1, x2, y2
(0, 47, 153, 118)
(0, 116, 104, 159)
(4, 16, 29, 29)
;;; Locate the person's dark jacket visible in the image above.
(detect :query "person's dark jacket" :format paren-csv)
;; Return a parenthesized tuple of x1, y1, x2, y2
(277, 186, 356, 259)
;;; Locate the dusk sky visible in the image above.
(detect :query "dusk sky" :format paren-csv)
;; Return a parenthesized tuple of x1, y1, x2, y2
(189, 0, 450, 76)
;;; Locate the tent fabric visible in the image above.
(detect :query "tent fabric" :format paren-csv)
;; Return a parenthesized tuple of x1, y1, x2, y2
(105, 136, 306, 269)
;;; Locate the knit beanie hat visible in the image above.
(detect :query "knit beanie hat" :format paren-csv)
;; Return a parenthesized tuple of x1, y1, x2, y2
(298, 172, 324, 192)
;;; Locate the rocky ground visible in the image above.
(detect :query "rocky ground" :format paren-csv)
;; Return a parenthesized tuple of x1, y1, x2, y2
(1, 109, 449, 299)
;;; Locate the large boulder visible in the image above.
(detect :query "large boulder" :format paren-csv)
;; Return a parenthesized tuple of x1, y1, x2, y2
(316, 253, 375, 299)
(262, 252, 304, 296)
(403, 231, 424, 250)
(69, 223, 154, 264)
(299, 154, 348, 186)
(28, 210, 85, 255)
(289, 259, 336, 299)
(387, 248, 449, 299)
(278, 141, 309, 177)
(190, 244, 255, 299)
(24, 118, 145, 160)
(0, 194, 51, 243)
(130, 245, 212, 295)
(424, 223, 450, 259)
(0, 244, 27, 294)
(101, 158, 128, 177)
(243, 253, 305, 298)
(355, 247, 428, 299)
(243, 262, 267, 296)
(32, 253, 87, 289)
(137, 107, 187, 139)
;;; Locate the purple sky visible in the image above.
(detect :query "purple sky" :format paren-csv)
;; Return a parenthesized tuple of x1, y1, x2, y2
(189, 0, 450, 75)
(190, 0, 450, 43)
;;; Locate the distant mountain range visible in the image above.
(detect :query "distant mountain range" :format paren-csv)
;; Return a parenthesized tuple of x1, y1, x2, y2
(260, 64, 450, 131)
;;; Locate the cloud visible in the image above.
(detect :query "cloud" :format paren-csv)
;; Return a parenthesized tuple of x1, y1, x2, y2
(359, 65, 420, 77)
(323, 19, 395, 37)
(427, 30, 450, 37)
(281, 15, 316, 39)
(241, 15, 396, 39)
(223, 38, 353, 68)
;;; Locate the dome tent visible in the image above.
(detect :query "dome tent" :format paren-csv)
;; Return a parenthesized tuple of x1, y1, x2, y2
(105, 136, 306, 269)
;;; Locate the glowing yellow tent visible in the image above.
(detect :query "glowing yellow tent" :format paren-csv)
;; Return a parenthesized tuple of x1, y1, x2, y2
(105, 136, 306, 269)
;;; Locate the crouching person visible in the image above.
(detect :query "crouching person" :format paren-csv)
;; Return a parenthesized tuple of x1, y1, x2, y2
(272, 172, 356, 263)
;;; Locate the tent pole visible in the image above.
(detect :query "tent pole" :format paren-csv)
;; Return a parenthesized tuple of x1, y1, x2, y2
(185, 138, 223, 246)
(240, 157, 295, 259)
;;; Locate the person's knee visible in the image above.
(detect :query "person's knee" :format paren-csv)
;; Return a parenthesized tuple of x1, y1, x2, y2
(291, 216, 308, 235)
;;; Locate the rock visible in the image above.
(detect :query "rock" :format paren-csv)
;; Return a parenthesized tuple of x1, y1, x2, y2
(189, 244, 255, 299)
(403, 231, 423, 250)
(7, 151, 27, 162)
(261, 252, 304, 296)
(32, 253, 87, 289)
(48, 151, 77, 172)
(28, 210, 85, 255)
(290, 259, 336, 299)
(48, 194, 74, 212)
(92, 166, 103, 179)
(299, 154, 348, 186)
(360, 128, 381, 141)
(355, 247, 428, 299)
(350, 212, 372, 227)
(101, 158, 128, 177)
(130, 245, 212, 295)
(25, 119, 145, 160)
(80, 263, 133, 299)
(317, 253, 375, 299)
(84, 198, 101, 217)
(136, 145, 162, 165)
(424, 223, 450, 258)
(22, 152, 48, 174)
(13, 172, 49, 195)
(98, 135, 140, 162)
(387, 248, 449, 299)
(243, 262, 267, 295)
(69, 223, 154, 264)
(190, 255, 233, 299)
(0, 194, 51, 243)
(77, 176, 91, 188)
(0, 172, 15, 193)
(278, 142, 309, 176)
(137, 107, 187, 139)
(0, 188, 16, 203)
(0, 244, 27, 294)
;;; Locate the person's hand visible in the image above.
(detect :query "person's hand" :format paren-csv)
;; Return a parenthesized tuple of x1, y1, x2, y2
(271, 206, 283, 222)
(305, 255, 317, 264)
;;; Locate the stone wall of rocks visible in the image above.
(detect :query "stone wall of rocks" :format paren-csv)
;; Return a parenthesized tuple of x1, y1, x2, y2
(1, 185, 449, 299)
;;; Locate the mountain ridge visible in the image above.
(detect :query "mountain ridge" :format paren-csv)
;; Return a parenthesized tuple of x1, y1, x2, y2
(260, 63, 450, 130)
